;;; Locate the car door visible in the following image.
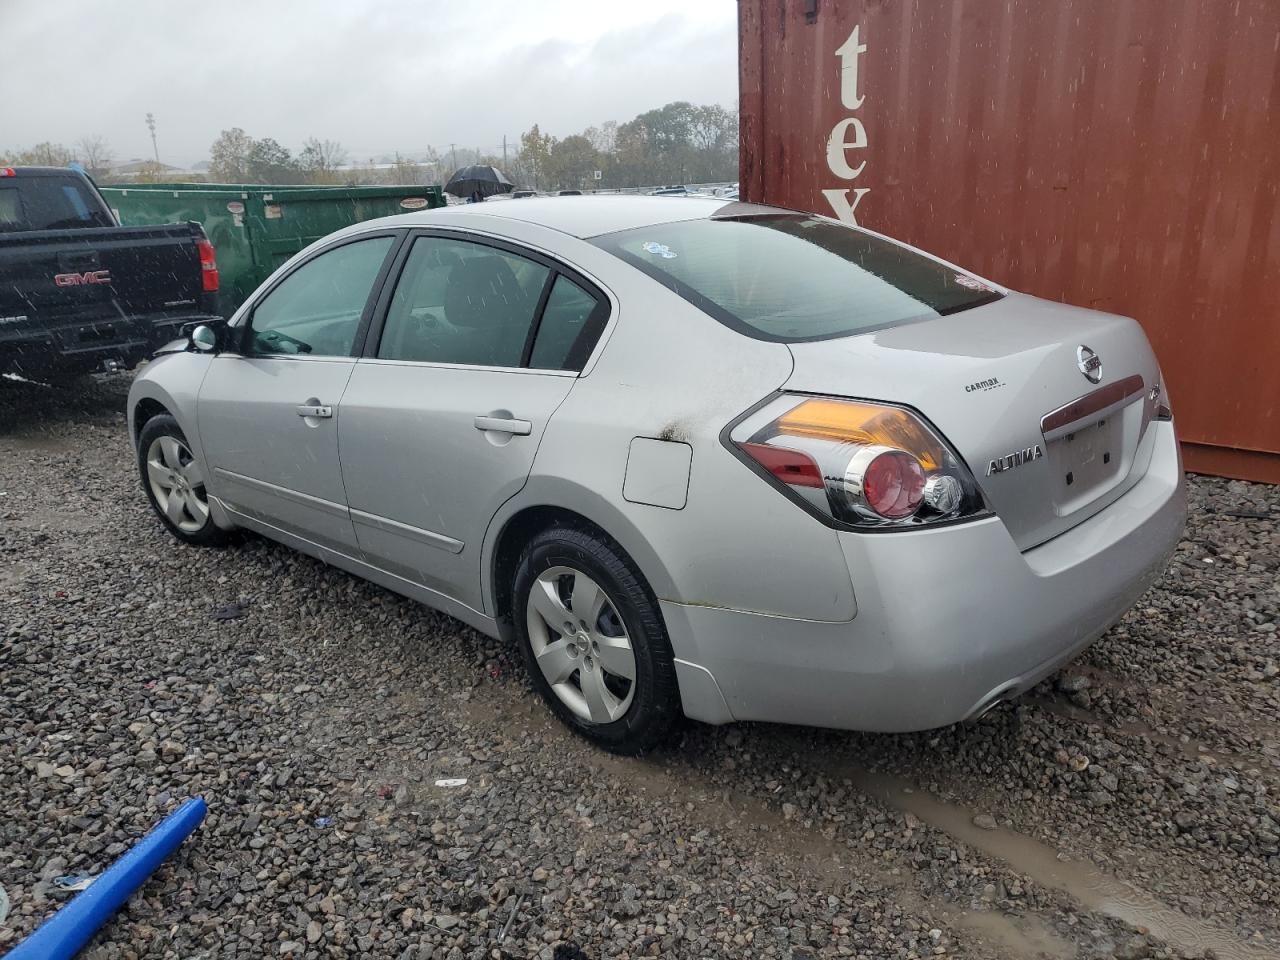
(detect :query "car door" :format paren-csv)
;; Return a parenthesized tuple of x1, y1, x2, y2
(337, 231, 611, 609)
(198, 232, 400, 553)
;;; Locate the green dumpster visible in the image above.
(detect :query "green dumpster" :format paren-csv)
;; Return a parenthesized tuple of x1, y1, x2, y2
(99, 182, 445, 315)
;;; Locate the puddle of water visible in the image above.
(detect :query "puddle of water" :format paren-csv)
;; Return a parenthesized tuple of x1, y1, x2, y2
(466, 694, 864, 884)
(951, 909, 1076, 960)
(458, 690, 1276, 959)
(848, 768, 1275, 960)
(462, 695, 1079, 960)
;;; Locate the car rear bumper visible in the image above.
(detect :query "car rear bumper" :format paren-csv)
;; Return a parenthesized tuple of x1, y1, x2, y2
(665, 421, 1186, 732)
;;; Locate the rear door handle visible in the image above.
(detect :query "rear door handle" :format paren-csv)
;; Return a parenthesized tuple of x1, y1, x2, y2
(474, 415, 531, 436)
(296, 404, 333, 419)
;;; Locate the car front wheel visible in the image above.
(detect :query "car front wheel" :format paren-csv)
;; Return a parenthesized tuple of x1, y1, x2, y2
(137, 414, 227, 547)
(513, 525, 680, 754)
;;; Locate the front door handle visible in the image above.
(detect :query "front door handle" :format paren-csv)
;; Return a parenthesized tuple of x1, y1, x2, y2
(296, 404, 333, 419)
(474, 415, 531, 436)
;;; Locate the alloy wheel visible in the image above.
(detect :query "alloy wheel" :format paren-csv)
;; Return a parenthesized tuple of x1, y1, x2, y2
(145, 435, 210, 533)
(526, 565, 637, 724)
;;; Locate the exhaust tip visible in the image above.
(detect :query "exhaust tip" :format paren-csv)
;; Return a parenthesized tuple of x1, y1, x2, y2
(964, 684, 1020, 724)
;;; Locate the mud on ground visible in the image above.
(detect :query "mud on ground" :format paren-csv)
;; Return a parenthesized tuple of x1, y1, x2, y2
(1, 373, 1276, 959)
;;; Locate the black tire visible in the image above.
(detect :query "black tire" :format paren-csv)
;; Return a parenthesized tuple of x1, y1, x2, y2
(136, 414, 229, 547)
(513, 525, 681, 754)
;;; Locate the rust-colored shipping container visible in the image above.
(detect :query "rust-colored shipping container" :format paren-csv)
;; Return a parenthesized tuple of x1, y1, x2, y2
(739, 0, 1280, 483)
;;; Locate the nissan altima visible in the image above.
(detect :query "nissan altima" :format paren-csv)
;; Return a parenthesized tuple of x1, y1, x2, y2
(128, 197, 1186, 753)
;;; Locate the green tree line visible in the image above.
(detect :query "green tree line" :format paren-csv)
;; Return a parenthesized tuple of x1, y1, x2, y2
(2, 100, 738, 191)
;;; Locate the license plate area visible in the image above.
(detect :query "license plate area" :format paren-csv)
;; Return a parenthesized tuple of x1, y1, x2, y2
(1041, 375, 1148, 517)
(1046, 416, 1123, 509)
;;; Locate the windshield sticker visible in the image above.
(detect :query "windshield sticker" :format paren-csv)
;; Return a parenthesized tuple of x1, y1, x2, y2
(953, 274, 992, 292)
(642, 241, 678, 259)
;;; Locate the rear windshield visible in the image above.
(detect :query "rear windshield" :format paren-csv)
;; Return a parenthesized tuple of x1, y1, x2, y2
(591, 214, 1002, 342)
(0, 175, 114, 233)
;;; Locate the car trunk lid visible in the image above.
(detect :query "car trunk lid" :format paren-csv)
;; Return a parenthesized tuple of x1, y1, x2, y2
(783, 292, 1165, 550)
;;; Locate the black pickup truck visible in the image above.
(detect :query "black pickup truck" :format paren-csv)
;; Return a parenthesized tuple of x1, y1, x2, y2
(0, 166, 220, 380)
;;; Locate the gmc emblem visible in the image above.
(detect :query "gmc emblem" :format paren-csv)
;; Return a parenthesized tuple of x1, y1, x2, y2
(54, 270, 112, 287)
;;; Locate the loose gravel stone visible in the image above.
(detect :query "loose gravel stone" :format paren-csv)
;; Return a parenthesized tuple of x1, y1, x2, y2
(1, 374, 1276, 959)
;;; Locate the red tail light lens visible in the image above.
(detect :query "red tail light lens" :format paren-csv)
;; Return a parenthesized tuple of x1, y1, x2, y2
(196, 238, 219, 292)
(739, 442, 824, 488)
(0, 168, 16, 178)
(730, 396, 986, 530)
(855, 447, 926, 518)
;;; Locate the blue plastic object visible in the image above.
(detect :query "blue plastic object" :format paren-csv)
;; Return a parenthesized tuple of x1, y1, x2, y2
(7, 797, 207, 960)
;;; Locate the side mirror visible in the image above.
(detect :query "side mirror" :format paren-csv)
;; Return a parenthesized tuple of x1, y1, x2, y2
(190, 325, 218, 353)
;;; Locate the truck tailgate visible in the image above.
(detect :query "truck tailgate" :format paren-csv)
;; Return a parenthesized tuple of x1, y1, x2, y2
(0, 223, 216, 372)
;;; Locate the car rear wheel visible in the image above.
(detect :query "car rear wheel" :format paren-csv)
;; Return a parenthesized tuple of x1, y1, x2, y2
(137, 414, 227, 547)
(513, 525, 680, 754)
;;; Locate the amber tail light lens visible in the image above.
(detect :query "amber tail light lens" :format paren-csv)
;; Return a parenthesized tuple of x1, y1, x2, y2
(729, 396, 987, 529)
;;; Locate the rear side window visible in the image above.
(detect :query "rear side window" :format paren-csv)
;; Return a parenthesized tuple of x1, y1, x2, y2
(0, 176, 114, 232)
(591, 214, 1002, 342)
(0, 188, 20, 230)
(378, 236, 550, 368)
(248, 236, 394, 357)
(529, 275, 605, 371)
(376, 235, 609, 372)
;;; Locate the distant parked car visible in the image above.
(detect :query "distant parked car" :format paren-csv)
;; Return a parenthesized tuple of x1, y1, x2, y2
(511, 189, 538, 199)
(557, 190, 583, 196)
(650, 186, 690, 197)
(129, 196, 1185, 753)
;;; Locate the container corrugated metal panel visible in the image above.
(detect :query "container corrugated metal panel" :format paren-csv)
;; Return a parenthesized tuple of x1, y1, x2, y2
(740, 0, 1280, 483)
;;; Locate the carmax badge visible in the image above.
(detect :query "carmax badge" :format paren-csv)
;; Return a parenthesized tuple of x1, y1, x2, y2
(987, 445, 1044, 477)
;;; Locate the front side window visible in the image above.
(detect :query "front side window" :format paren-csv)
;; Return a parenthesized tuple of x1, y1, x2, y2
(591, 214, 1003, 342)
(247, 236, 394, 357)
(378, 236, 550, 368)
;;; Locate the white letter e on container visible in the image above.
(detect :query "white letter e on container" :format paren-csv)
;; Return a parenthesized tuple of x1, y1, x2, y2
(824, 23, 870, 225)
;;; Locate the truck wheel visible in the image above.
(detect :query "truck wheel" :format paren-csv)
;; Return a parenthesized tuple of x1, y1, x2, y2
(513, 525, 681, 754)
(137, 414, 228, 547)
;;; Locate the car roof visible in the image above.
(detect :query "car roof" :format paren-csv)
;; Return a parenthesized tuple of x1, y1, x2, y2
(371, 194, 740, 240)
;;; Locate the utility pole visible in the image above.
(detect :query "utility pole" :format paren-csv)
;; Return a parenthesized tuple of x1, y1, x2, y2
(450, 144, 457, 170)
(502, 135, 507, 166)
(145, 113, 159, 165)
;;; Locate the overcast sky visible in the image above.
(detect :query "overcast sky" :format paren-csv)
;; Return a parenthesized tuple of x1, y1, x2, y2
(0, 0, 738, 166)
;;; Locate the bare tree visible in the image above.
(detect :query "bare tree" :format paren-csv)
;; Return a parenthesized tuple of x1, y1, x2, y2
(76, 135, 114, 177)
(3, 142, 77, 166)
(299, 137, 349, 184)
(585, 121, 618, 156)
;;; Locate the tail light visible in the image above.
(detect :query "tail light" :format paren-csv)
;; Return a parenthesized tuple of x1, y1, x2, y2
(0, 168, 15, 177)
(196, 238, 219, 293)
(728, 396, 987, 529)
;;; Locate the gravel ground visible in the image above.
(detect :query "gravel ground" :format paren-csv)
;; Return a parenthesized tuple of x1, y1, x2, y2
(1, 374, 1277, 960)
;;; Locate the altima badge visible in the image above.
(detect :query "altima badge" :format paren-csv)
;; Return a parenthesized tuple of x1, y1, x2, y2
(987, 445, 1044, 476)
(1077, 345, 1102, 383)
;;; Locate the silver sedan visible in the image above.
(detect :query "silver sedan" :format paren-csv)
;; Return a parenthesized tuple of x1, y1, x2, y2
(128, 197, 1186, 753)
